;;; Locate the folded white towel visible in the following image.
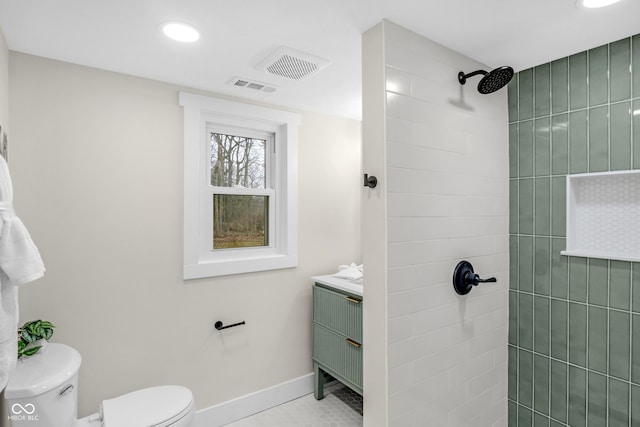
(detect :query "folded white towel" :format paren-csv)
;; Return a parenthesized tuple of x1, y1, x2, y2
(334, 263, 363, 280)
(0, 156, 45, 391)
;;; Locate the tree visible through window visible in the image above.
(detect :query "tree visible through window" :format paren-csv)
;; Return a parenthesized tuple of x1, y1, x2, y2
(210, 131, 271, 250)
(210, 133, 266, 188)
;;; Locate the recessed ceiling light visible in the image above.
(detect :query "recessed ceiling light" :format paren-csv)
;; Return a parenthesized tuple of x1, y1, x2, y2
(161, 22, 200, 43)
(579, 0, 623, 8)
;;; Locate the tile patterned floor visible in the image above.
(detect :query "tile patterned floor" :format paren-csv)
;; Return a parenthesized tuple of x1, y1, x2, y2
(225, 383, 363, 426)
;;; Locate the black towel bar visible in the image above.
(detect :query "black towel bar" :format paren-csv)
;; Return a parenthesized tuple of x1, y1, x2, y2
(214, 320, 246, 331)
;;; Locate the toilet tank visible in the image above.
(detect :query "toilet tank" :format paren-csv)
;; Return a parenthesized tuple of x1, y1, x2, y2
(4, 343, 81, 427)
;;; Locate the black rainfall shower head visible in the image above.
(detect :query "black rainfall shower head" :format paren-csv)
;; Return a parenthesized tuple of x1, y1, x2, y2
(458, 66, 514, 94)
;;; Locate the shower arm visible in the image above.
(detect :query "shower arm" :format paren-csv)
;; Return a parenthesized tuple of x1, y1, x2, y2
(457, 69, 488, 85)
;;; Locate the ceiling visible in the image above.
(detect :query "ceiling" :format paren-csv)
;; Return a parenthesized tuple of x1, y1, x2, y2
(1, 0, 639, 120)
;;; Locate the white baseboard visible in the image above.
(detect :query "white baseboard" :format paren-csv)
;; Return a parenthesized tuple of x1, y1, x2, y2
(194, 373, 314, 426)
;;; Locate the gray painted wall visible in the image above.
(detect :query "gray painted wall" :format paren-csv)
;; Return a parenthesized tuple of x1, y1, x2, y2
(8, 52, 362, 417)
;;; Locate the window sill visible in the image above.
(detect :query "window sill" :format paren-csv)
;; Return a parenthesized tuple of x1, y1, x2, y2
(184, 253, 298, 279)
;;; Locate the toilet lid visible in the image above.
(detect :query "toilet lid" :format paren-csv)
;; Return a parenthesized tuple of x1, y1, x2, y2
(102, 385, 193, 427)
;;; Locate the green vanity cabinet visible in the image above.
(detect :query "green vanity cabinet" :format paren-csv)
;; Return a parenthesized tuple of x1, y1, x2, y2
(312, 282, 363, 399)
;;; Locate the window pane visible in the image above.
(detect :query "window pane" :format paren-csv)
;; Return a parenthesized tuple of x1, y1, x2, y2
(213, 195, 268, 249)
(210, 132, 266, 188)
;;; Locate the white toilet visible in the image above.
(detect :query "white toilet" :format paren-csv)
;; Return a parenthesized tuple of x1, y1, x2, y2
(4, 343, 195, 426)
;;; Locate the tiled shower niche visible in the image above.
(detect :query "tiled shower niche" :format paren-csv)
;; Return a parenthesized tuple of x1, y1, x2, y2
(508, 34, 640, 426)
(562, 170, 640, 262)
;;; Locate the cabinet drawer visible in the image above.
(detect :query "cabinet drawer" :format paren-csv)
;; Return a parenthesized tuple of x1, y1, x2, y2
(313, 284, 362, 342)
(313, 324, 362, 388)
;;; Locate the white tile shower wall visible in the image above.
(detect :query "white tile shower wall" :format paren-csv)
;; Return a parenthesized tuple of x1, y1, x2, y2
(378, 21, 509, 426)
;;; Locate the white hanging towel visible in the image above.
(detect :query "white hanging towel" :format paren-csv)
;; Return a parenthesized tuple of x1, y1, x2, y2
(0, 156, 45, 391)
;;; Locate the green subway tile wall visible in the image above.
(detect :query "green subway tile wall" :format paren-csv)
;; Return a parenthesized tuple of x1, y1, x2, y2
(508, 34, 640, 427)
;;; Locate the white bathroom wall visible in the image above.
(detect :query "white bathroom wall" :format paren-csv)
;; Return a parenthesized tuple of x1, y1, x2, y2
(362, 21, 509, 426)
(0, 23, 9, 427)
(8, 52, 361, 417)
(0, 26, 8, 143)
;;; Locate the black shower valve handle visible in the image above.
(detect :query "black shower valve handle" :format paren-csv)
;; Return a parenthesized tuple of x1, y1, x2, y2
(466, 273, 497, 286)
(453, 260, 497, 295)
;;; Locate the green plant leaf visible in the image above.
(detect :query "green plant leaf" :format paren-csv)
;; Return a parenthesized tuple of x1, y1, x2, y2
(17, 320, 55, 351)
(21, 329, 35, 343)
(22, 346, 41, 356)
(26, 321, 40, 335)
(43, 329, 53, 340)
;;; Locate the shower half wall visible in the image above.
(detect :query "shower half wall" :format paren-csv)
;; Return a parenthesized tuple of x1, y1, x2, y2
(362, 20, 509, 427)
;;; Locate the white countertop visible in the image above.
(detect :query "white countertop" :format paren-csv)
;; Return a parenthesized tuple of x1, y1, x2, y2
(311, 274, 363, 297)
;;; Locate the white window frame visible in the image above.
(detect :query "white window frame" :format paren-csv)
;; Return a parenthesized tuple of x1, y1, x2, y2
(180, 92, 299, 279)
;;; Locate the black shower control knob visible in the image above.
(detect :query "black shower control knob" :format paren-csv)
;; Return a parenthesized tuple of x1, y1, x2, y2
(468, 273, 497, 286)
(467, 273, 481, 286)
(453, 260, 497, 295)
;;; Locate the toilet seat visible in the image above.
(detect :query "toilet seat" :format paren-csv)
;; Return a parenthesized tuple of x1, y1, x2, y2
(101, 385, 194, 427)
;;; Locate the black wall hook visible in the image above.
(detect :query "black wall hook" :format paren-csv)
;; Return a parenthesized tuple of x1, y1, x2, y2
(215, 320, 246, 331)
(364, 174, 378, 188)
(453, 260, 497, 295)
